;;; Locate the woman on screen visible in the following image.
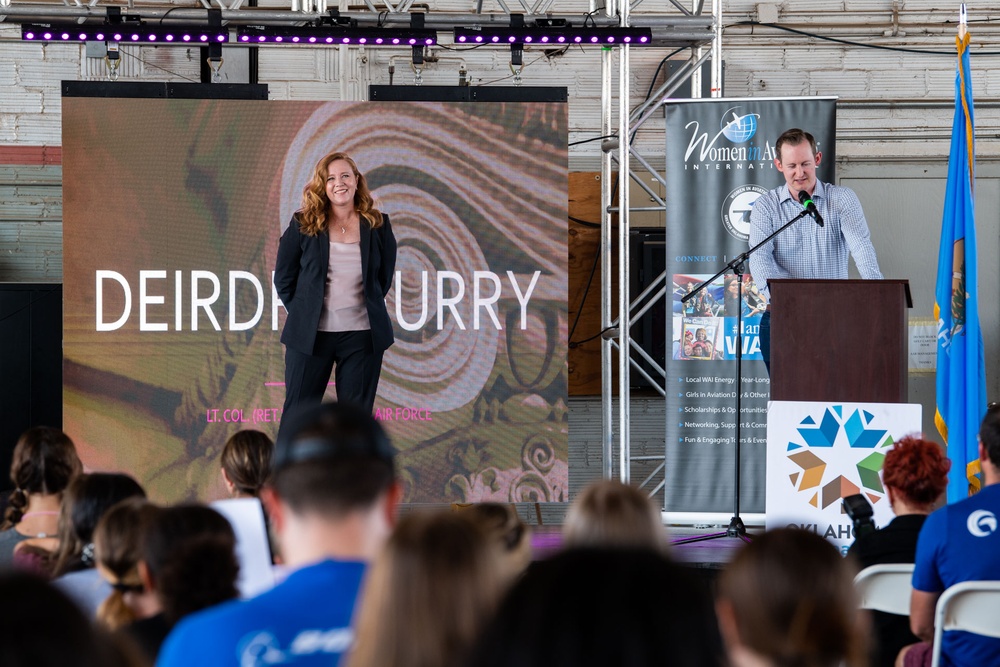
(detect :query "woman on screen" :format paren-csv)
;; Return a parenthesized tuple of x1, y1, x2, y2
(273, 152, 397, 421)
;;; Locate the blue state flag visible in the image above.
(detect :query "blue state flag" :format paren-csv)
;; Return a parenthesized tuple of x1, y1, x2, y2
(934, 26, 987, 502)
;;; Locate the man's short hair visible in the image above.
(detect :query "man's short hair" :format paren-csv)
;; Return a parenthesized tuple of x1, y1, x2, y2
(775, 128, 818, 162)
(272, 402, 396, 517)
(979, 403, 1000, 468)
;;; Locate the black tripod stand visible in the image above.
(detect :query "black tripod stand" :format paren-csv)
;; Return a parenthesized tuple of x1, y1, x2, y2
(672, 206, 815, 545)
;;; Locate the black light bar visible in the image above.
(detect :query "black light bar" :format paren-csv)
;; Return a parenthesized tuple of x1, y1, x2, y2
(237, 25, 437, 46)
(453, 26, 652, 46)
(21, 22, 229, 44)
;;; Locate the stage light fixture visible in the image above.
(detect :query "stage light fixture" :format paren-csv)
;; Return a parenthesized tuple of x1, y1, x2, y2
(453, 25, 652, 46)
(21, 22, 229, 44)
(236, 25, 437, 46)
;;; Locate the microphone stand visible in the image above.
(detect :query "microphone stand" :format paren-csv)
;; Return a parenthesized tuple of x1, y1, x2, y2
(673, 206, 814, 545)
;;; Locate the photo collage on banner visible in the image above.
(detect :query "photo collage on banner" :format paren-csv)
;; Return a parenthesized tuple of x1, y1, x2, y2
(62, 99, 568, 504)
(663, 98, 837, 515)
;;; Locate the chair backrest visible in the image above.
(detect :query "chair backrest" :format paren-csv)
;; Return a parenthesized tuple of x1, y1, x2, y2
(930, 580, 1000, 667)
(854, 563, 916, 616)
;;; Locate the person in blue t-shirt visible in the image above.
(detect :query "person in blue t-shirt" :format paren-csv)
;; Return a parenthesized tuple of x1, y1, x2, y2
(899, 404, 1000, 667)
(157, 402, 401, 667)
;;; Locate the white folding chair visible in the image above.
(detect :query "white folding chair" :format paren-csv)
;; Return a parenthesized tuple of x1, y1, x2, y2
(854, 563, 915, 616)
(930, 580, 1000, 667)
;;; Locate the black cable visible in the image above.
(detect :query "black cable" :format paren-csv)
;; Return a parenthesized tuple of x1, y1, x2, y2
(568, 135, 616, 147)
(569, 215, 601, 227)
(157, 6, 186, 23)
(728, 20, 1000, 56)
(435, 42, 491, 52)
(474, 53, 546, 86)
(570, 326, 617, 348)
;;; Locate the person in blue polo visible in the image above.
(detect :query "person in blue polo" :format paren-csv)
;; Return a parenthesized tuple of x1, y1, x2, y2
(900, 403, 1000, 667)
(157, 402, 401, 667)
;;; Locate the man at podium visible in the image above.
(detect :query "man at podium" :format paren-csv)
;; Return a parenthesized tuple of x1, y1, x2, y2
(748, 127, 883, 372)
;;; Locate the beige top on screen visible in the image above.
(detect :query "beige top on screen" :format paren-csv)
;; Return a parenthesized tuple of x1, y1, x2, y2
(318, 242, 371, 332)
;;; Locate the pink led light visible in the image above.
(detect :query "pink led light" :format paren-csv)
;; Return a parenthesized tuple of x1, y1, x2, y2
(292, 36, 300, 42)
(540, 36, 549, 42)
(217, 34, 226, 42)
(490, 35, 499, 42)
(524, 35, 532, 42)
(606, 36, 614, 42)
(639, 35, 648, 42)
(391, 37, 400, 44)
(61, 32, 70, 40)
(458, 35, 467, 42)
(623, 36, 631, 43)
(199, 34, 208, 41)
(557, 35, 565, 42)
(258, 35, 266, 42)
(425, 38, 433, 45)
(182, 34, 191, 41)
(308, 36, 317, 42)
(325, 36, 333, 43)
(342, 37, 350, 43)
(375, 37, 384, 44)
(96, 32, 105, 40)
(359, 37, 367, 43)
(25, 32, 35, 39)
(113, 33, 122, 41)
(573, 35, 581, 42)
(590, 36, 598, 43)
(408, 38, 416, 44)
(508, 35, 516, 42)
(275, 36, 283, 42)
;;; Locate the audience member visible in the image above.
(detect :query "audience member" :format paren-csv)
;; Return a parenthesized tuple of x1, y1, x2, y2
(716, 527, 868, 667)
(466, 547, 722, 667)
(0, 571, 145, 667)
(52, 473, 146, 615)
(93, 499, 161, 631)
(350, 511, 505, 667)
(157, 401, 400, 667)
(128, 504, 240, 662)
(562, 480, 666, 552)
(846, 436, 949, 667)
(220, 430, 274, 499)
(901, 404, 1000, 667)
(461, 503, 531, 583)
(0, 426, 82, 568)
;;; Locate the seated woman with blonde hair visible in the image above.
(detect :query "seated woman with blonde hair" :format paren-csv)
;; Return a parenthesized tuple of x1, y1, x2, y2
(562, 479, 667, 552)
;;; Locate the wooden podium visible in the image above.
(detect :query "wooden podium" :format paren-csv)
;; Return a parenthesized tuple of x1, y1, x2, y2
(769, 279, 912, 403)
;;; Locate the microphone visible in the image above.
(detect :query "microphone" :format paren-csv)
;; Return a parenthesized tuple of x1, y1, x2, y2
(798, 189, 824, 227)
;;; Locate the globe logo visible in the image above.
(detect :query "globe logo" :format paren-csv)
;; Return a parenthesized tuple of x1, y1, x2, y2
(720, 107, 759, 143)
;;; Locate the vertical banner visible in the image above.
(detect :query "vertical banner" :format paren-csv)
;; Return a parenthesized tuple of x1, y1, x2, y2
(663, 97, 836, 515)
(63, 99, 568, 504)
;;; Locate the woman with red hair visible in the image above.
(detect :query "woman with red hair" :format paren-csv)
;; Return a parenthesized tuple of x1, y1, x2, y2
(847, 436, 950, 667)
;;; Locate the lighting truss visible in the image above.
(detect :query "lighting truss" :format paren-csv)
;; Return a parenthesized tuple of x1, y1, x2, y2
(236, 25, 436, 46)
(453, 26, 652, 46)
(21, 23, 229, 44)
